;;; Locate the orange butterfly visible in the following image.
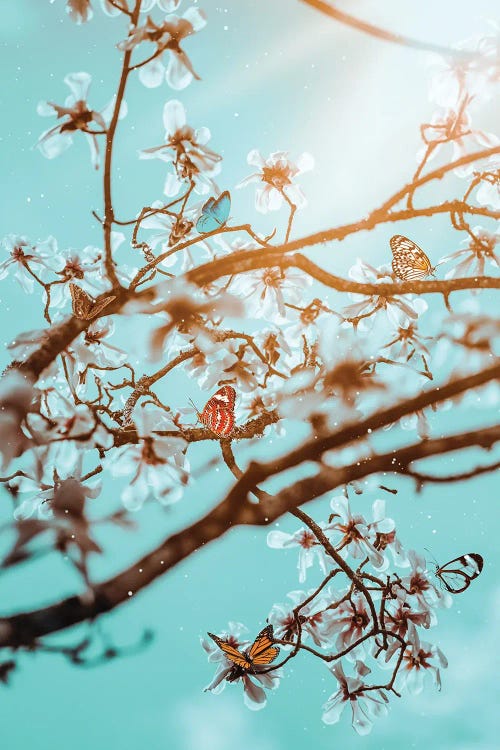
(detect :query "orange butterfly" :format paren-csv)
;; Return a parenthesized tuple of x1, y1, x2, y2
(207, 625, 280, 681)
(70, 283, 116, 321)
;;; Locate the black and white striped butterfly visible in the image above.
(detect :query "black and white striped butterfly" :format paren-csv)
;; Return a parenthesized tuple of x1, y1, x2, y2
(390, 235, 437, 281)
(433, 552, 483, 594)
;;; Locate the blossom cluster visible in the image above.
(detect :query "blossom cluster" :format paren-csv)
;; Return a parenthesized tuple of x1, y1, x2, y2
(203, 495, 450, 734)
(0, 0, 498, 733)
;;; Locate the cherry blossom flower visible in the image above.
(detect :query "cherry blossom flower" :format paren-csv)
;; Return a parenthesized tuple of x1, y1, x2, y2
(55, 0, 126, 23)
(237, 150, 314, 213)
(28, 399, 113, 460)
(326, 495, 392, 569)
(253, 327, 293, 375)
(56, 0, 94, 23)
(395, 639, 448, 695)
(237, 389, 281, 430)
(141, 99, 221, 195)
(475, 159, 500, 209)
(267, 526, 328, 583)
(322, 661, 388, 735)
(37, 72, 127, 169)
(284, 298, 336, 346)
(141, 201, 200, 253)
(343, 259, 428, 331)
(428, 54, 489, 110)
(321, 593, 371, 657)
(119, 9, 206, 90)
(476, 24, 500, 89)
(267, 589, 332, 647)
(65, 319, 127, 387)
(371, 526, 409, 569)
(57, 0, 183, 23)
(230, 267, 311, 320)
(12, 449, 101, 521)
(419, 106, 498, 177)
(141, 1, 183, 12)
(395, 550, 452, 612)
(108, 403, 188, 511)
(441, 226, 499, 277)
(0, 234, 60, 293)
(383, 602, 432, 661)
(201, 622, 281, 711)
(9, 451, 104, 584)
(381, 321, 431, 362)
(183, 345, 240, 392)
(0, 370, 35, 470)
(46, 244, 108, 308)
(199, 343, 263, 393)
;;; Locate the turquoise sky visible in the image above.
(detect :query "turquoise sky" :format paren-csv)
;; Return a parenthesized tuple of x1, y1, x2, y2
(1, 2, 499, 748)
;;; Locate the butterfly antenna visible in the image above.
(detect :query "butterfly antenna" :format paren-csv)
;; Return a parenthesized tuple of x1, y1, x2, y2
(424, 547, 440, 569)
(432, 260, 446, 274)
(188, 398, 201, 424)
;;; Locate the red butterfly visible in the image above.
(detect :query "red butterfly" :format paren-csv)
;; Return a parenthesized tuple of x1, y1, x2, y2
(195, 385, 236, 437)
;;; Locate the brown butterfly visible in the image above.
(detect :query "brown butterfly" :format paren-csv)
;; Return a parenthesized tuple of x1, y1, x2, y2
(207, 625, 280, 681)
(193, 385, 236, 437)
(70, 283, 116, 321)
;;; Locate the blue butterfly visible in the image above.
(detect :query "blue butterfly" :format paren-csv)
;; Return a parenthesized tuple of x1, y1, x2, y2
(196, 191, 231, 234)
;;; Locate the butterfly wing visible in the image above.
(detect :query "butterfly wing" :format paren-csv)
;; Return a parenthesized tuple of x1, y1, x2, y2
(436, 553, 483, 593)
(247, 625, 280, 666)
(207, 632, 251, 669)
(70, 283, 93, 320)
(70, 283, 115, 320)
(88, 295, 116, 319)
(390, 235, 433, 281)
(196, 191, 231, 233)
(199, 385, 236, 437)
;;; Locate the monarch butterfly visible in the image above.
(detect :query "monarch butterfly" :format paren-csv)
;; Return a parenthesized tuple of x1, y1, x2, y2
(70, 283, 116, 321)
(390, 235, 436, 281)
(434, 552, 483, 594)
(207, 625, 280, 681)
(196, 191, 231, 234)
(193, 385, 236, 437)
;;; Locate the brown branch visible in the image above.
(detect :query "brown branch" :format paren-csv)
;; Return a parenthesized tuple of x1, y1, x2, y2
(10, 178, 500, 382)
(286, 253, 500, 295)
(252, 424, 500, 520)
(405, 460, 500, 485)
(291, 507, 379, 629)
(300, 0, 481, 59)
(102, 0, 142, 286)
(217, 362, 500, 503)
(0, 422, 497, 649)
(112, 410, 280, 447)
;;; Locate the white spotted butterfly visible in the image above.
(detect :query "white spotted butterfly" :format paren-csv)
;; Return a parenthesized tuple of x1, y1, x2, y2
(390, 235, 436, 281)
(70, 283, 116, 321)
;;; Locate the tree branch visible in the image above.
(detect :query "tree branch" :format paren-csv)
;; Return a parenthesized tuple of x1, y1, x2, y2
(0, 422, 497, 649)
(102, 0, 142, 286)
(300, 0, 481, 59)
(217, 362, 500, 503)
